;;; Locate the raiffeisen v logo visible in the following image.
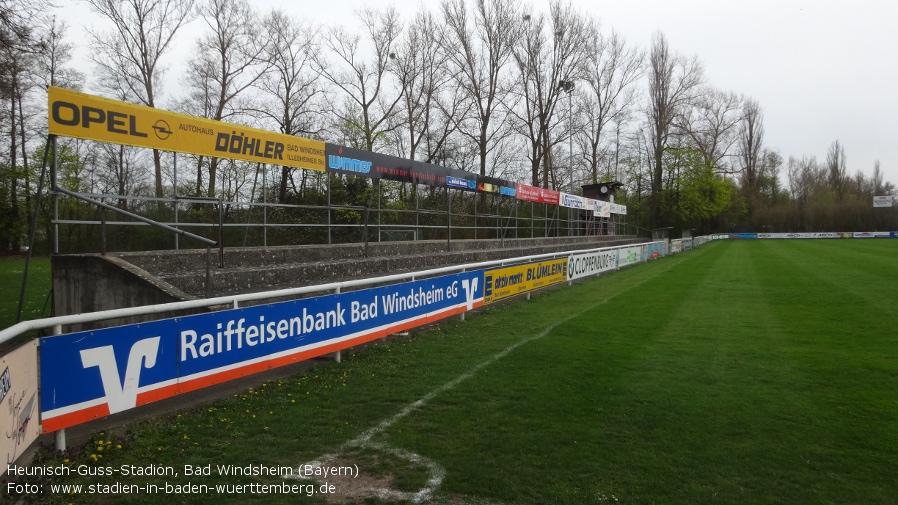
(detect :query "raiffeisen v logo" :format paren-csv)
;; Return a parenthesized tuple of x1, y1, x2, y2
(79, 337, 161, 414)
(328, 147, 372, 174)
(461, 277, 479, 310)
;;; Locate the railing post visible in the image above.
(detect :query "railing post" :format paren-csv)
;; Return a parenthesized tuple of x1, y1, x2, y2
(51, 323, 66, 452)
(332, 286, 342, 363)
(474, 192, 478, 240)
(218, 196, 224, 268)
(446, 188, 451, 250)
(205, 247, 212, 298)
(100, 208, 106, 256)
(460, 268, 467, 322)
(364, 206, 370, 258)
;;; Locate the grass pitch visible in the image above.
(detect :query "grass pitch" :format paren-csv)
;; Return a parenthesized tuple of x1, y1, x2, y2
(20, 240, 898, 504)
(0, 257, 51, 331)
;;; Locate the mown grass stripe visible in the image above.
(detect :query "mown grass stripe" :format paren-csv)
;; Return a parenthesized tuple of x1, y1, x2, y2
(19, 241, 898, 505)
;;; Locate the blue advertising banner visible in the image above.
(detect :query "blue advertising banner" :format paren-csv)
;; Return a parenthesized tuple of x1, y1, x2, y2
(446, 176, 471, 189)
(40, 271, 484, 432)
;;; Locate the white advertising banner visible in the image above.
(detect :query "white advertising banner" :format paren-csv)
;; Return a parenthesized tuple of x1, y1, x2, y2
(670, 239, 685, 254)
(617, 245, 645, 268)
(559, 192, 588, 209)
(611, 203, 627, 215)
(1, 340, 39, 473)
(873, 195, 893, 207)
(567, 249, 618, 281)
(593, 200, 611, 218)
(758, 232, 850, 239)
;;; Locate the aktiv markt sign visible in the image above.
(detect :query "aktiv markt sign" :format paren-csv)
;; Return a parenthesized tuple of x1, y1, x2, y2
(47, 86, 325, 171)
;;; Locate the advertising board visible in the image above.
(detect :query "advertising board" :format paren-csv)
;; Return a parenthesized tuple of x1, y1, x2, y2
(594, 200, 611, 218)
(567, 250, 618, 281)
(49, 86, 326, 171)
(644, 242, 666, 261)
(873, 195, 893, 207)
(40, 272, 484, 433)
(483, 259, 567, 304)
(1, 341, 39, 473)
(617, 245, 645, 267)
(326, 143, 451, 186)
(515, 183, 560, 205)
(559, 192, 587, 209)
(611, 203, 627, 215)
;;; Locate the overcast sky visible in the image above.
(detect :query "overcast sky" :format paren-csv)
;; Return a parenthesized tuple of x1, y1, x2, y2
(62, 0, 898, 188)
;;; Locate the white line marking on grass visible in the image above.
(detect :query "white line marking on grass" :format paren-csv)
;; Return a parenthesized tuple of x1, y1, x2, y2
(286, 262, 676, 503)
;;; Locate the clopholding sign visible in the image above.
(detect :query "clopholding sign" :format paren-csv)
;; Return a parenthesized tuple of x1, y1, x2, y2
(48, 86, 326, 171)
(39, 271, 483, 433)
(567, 249, 618, 281)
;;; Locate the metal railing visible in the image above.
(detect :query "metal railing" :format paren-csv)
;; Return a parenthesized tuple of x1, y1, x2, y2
(48, 190, 630, 255)
(54, 187, 219, 296)
(0, 240, 662, 346)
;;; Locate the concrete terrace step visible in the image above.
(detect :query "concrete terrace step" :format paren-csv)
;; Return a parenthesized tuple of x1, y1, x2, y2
(53, 235, 647, 331)
(135, 236, 643, 298)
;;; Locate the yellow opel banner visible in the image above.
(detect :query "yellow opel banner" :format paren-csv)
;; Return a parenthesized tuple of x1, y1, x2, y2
(483, 258, 568, 304)
(47, 86, 325, 171)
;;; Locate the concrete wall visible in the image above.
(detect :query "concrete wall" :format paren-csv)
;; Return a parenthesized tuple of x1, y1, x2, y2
(53, 235, 646, 330)
(51, 254, 204, 332)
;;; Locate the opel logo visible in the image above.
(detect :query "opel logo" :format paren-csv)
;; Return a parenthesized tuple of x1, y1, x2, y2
(152, 120, 172, 140)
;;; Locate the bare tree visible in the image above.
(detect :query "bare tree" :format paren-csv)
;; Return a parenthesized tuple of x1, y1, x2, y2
(315, 6, 403, 152)
(33, 17, 85, 90)
(390, 8, 458, 163)
(254, 10, 323, 202)
(826, 140, 847, 201)
(680, 88, 743, 173)
(185, 0, 271, 197)
(758, 148, 783, 205)
(86, 0, 194, 198)
(579, 27, 643, 184)
(441, 0, 521, 177)
(645, 31, 703, 227)
(0, 0, 49, 95)
(737, 97, 763, 219)
(511, 0, 588, 189)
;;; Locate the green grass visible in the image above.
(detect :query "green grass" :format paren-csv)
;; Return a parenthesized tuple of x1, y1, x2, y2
(18, 240, 898, 504)
(0, 256, 52, 330)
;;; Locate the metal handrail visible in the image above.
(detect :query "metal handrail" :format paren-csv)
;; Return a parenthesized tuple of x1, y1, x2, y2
(53, 186, 218, 297)
(54, 187, 216, 247)
(0, 240, 664, 345)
